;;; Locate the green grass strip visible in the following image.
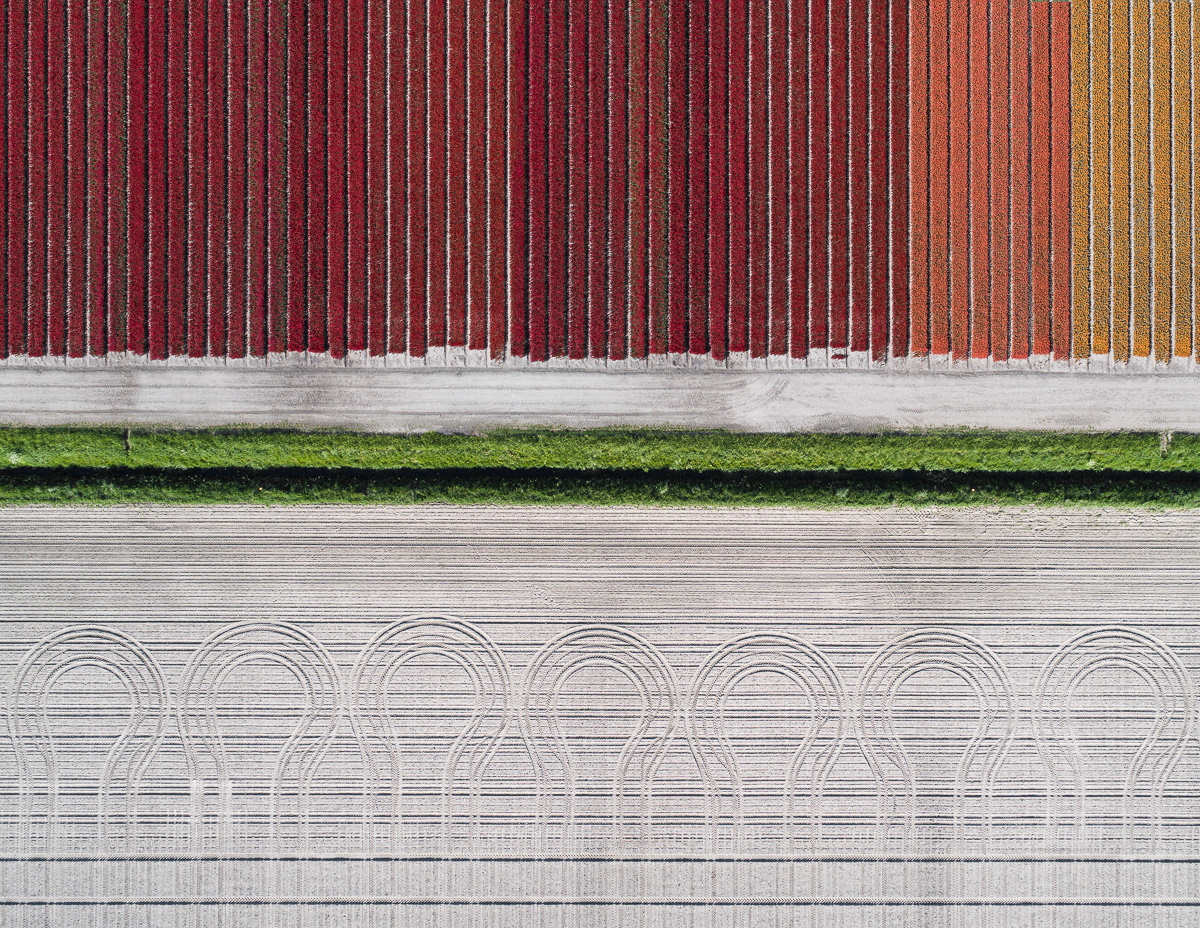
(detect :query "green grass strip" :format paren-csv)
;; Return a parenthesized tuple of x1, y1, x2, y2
(1, 427, 1198, 506)
(2, 426, 1198, 470)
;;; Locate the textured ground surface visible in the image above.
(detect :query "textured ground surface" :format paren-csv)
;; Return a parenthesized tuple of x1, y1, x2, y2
(2, 505, 1199, 926)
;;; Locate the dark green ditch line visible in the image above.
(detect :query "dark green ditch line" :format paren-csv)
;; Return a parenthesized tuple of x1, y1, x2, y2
(2, 466, 1200, 507)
